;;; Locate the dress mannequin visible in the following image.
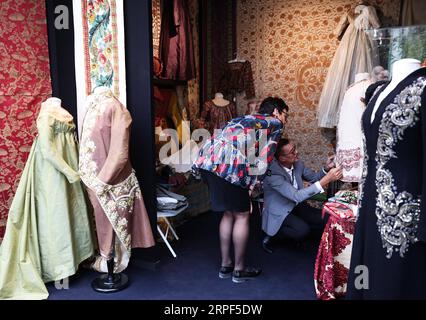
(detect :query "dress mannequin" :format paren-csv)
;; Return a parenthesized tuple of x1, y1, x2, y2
(212, 93, 230, 107)
(336, 72, 372, 182)
(80, 86, 155, 293)
(371, 58, 422, 122)
(347, 57, 426, 299)
(200, 93, 237, 133)
(0, 96, 95, 299)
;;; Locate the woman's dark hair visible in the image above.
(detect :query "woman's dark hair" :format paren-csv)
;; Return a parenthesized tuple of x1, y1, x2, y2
(274, 138, 290, 159)
(258, 97, 289, 115)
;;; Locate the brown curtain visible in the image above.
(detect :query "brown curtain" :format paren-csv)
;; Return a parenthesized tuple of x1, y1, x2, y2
(401, 0, 426, 25)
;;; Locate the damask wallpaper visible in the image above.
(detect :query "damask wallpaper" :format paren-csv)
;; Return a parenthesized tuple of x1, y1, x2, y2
(237, 0, 400, 170)
(0, 0, 52, 240)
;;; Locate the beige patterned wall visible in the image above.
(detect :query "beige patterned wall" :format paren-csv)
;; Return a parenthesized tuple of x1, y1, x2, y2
(237, 0, 400, 170)
(152, 0, 161, 57)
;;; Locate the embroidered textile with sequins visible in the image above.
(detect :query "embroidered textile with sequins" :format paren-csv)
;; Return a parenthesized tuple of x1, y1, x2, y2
(375, 77, 426, 258)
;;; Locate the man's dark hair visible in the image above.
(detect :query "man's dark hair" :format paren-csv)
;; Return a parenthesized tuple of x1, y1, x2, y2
(258, 97, 289, 115)
(275, 138, 290, 159)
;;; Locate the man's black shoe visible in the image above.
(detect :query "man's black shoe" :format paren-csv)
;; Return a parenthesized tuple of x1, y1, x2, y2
(262, 235, 273, 254)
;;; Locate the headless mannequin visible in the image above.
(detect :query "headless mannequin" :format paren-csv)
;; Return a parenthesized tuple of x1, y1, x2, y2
(354, 72, 370, 83)
(90, 85, 129, 293)
(45, 97, 62, 107)
(370, 58, 422, 123)
(43, 97, 74, 122)
(212, 92, 230, 106)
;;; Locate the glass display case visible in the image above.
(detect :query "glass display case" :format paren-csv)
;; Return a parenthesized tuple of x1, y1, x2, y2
(366, 25, 426, 73)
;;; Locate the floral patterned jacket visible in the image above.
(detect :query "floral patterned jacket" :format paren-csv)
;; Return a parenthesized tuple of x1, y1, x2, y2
(193, 114, 283, 189)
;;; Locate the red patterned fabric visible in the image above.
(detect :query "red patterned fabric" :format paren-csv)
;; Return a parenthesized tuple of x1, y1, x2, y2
(200, 100, 237, 133)
(314, 203, 356, 300)
(0, 0, 51, 240)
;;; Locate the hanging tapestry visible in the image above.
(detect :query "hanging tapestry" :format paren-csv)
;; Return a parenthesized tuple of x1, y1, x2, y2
(0, 0, 52, 241)
(73, 0, 126, 135)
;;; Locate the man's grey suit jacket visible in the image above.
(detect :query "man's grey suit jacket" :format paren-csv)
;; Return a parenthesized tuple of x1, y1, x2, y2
(262, 159, 326, 236)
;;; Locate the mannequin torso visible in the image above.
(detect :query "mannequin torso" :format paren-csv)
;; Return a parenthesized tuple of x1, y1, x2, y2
(45, 97, 62, 107)
(42, 97, 73, 122)
(354, 72, 370, 83)
(370, 59, 422, 123)
(212, 93, 230, 107)
(201, 93, 236, 131)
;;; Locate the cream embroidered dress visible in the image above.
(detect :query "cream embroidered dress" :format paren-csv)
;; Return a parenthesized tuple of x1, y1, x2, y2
(317, 5, 380, 128)
(0, 100, 95, 300)
(79, 88, 155, 273)
(335, 77, 372, 182)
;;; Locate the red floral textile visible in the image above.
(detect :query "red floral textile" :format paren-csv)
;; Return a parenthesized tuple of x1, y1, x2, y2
(0, 0, 51, 240)
(314, 202, 356, 300)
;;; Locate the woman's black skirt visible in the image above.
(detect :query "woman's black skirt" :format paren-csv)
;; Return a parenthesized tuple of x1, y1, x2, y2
(200, 169, 250, 213)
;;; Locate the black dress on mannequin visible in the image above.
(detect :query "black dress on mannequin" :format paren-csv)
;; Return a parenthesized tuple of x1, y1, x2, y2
(347, 67, 426, 299)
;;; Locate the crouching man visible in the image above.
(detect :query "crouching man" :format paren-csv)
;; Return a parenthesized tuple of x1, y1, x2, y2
(261, 138, 342, 253)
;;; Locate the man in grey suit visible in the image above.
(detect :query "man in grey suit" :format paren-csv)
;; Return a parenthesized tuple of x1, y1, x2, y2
(261, 138, 343, 253)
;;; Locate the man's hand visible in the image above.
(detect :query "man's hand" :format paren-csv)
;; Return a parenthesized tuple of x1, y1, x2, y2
(319, 166, 343, 189)
(325, 155, 336, 171)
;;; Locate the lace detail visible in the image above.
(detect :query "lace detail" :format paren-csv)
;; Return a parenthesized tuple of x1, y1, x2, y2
(374, 77, 426, 258)
(357, 126, 369, 215)
(91, 172, 142, 252)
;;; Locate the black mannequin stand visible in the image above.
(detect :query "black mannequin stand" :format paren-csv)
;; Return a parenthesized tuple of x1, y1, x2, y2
(92, 238, 129, 293)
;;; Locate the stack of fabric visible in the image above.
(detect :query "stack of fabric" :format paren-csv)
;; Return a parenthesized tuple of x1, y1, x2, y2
(157, 185, 188, 212)
(326, 190, 359, 219)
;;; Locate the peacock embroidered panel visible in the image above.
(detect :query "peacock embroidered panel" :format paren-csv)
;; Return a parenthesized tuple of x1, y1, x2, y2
(73, 0, 126, 135)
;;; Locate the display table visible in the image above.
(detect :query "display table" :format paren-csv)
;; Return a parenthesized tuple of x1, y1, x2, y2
(314, 200, 357, 300)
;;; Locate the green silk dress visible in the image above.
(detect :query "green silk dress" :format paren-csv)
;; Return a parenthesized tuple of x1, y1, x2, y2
(0, 101, 95, 299)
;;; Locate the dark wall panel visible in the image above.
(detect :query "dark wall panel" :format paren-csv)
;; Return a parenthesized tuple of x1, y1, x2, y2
(124, 0, 157, 230)
(45, 0, 78, 124)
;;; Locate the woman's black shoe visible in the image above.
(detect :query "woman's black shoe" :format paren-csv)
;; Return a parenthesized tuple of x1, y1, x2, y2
(219, 265, 234, 279)
(232, 267, 262, 283)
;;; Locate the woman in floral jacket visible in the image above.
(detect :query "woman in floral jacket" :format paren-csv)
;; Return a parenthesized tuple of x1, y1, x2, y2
(193, 97, 288, 283)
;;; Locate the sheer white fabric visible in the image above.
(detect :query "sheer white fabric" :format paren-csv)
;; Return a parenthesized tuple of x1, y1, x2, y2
(317, 5, 380, 128)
